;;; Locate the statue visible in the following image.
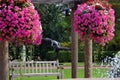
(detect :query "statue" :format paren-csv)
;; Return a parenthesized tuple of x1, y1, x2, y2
(42, 38, 71, 60)
(42, 38, 71, 51)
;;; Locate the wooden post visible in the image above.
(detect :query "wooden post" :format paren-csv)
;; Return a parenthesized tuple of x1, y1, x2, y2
(84, 38, 92, 78)
(71, 0, 83, 78)
(71, 5, 78, 78)
(71, 19, 78, 78)
(82, 0, 92, 78)
(0, 40, 9, 80)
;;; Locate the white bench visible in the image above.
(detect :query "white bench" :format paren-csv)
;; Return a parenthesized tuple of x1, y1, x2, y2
(9, 61, 64, 80)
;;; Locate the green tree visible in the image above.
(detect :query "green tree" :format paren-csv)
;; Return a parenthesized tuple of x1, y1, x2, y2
(34, 4, 71, 60)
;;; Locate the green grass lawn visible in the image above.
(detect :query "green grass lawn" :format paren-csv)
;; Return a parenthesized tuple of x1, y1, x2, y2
(16, 68, 109, 80)
(62, 62, 84, 66)
(62, 62, 103, 66)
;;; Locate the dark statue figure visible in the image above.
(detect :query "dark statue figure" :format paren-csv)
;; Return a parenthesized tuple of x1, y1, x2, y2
(42, 38, 71, 60)
(42, 38, 71, 51)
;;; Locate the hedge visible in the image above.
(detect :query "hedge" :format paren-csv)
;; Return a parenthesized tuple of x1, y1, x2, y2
(46, 50, 84, 62)
(46, 50, 117, 63)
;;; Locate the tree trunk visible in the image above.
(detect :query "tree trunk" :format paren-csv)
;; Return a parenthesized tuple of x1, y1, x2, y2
(0, 40, 8, 80)
(84, 38, 92, 78)
(71, 11, 78, 78)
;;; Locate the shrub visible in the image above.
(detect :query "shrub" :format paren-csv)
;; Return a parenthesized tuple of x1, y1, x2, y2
(46, 51, 84, 62)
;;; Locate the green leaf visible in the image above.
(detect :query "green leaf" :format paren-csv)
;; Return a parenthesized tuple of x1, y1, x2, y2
(117, 19, 120, 21)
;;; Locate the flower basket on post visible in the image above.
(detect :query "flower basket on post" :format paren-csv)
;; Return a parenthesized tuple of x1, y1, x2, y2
(74, 0, 115, 78)
(0, 0, 42, 79)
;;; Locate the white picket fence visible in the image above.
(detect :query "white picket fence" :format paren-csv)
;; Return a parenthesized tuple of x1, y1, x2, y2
(9, 61, 64, 80)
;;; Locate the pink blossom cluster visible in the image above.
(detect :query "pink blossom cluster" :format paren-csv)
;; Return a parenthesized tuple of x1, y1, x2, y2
(0, 0, 42, 45)
(74, 1, 115, 46)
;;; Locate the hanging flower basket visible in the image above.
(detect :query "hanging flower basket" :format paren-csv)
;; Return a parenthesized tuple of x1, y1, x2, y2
(74, 0, 115, 46)
(0, 0, 42, 45)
